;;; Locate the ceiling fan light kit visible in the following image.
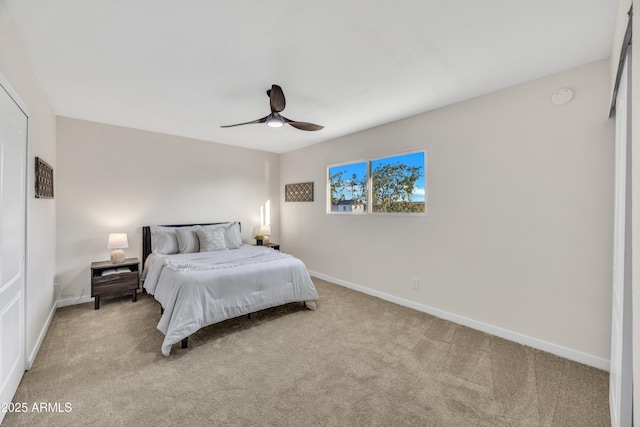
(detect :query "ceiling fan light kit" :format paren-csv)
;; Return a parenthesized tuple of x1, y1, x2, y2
(221, 84, 324, 131)
(266, 114, 285, 127)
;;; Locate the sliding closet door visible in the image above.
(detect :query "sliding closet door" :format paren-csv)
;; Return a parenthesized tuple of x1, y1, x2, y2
(0, 79, 27, 424)
(610, 50, 632, 427)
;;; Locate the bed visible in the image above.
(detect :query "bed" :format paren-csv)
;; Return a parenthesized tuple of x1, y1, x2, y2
(141, 222, 319, 356)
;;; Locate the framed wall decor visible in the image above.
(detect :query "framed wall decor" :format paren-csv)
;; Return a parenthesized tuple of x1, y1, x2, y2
(35, 157, 54, 199)
(285, 182, 314, 202)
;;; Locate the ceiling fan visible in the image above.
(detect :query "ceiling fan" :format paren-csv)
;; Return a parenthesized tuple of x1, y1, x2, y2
(221, 84, 324, 131)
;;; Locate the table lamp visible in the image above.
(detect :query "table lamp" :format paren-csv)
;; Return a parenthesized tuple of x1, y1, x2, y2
(259, 225, 271, 245)
(107, 232, 128, 264)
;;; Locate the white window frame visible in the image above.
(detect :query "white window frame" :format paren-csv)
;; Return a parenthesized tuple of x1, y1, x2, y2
(327, 150, 426, 215)
(327, 160, 368, 215)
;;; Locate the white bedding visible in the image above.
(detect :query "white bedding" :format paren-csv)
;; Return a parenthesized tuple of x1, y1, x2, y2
(143, 245, 318, 356)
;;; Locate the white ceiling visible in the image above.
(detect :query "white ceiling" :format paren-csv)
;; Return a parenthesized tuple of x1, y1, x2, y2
(2, 0, 617, 153)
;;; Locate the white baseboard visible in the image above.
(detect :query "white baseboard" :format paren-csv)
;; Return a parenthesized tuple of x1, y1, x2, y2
(56, 294, 93, 308)
(26, 301, 56, 370)
(56, 289, 143, 308)
(309, 271, 610, 372)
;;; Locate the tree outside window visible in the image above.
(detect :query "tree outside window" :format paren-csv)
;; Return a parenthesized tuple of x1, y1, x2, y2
(329, 162, 367, 213)
(371, 152, 425, 213)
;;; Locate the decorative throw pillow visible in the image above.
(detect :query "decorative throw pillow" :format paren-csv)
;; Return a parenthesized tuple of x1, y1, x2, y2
(198, 223, 241, 249)
(197, 227, 227, 252)
(176, 227, 200, 253)
(150, 226, 179, 255)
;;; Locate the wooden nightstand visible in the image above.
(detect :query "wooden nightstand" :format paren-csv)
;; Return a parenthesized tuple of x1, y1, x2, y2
(253, 243, 280, 250)
(91, 258, 140, 309)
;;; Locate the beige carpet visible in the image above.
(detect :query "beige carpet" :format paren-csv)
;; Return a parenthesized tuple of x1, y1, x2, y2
(4, 278, 609, 426)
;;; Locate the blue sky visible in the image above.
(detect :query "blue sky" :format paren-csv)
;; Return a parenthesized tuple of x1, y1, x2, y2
(329, 152, 425, 202)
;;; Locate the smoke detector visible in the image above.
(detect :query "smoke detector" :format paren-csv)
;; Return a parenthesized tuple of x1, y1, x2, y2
(551, 88, 574, 105)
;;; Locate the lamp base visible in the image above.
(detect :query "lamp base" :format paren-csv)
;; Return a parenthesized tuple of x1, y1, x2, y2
(110, 249, 126, 264)
(263, 236, 270, 245)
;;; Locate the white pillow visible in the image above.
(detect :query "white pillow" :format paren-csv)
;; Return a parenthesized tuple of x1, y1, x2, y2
(150, 226, 179, 255)
(176, 227, 200, 253)
(197, 227, 227, 252)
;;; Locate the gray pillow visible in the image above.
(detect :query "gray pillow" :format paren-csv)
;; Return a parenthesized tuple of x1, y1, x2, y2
(175, 227, 200, 253)
(150, 226, 179, 255)
(225, 222, 243, 249)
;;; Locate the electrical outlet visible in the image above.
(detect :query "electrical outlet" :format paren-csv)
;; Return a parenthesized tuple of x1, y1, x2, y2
(410, 278, 419, 290)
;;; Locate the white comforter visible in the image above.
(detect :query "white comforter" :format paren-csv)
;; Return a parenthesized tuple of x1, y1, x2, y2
(143, 245, 318, 356)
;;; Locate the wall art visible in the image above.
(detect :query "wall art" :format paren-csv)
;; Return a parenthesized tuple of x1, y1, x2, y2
(285, 182, 314, 202)
(35, 157, 54, 198)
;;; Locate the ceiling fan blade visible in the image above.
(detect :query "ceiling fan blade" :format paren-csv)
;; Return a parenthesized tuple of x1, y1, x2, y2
(269, 84, 286, 113)
(283, 117, 324, 131)
(220, 116, 268, 128)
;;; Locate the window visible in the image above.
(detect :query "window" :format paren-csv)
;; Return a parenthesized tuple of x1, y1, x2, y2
(328, 162, 367, 213)
(328, 151, 425, 214)
(371, 152, 425, 213)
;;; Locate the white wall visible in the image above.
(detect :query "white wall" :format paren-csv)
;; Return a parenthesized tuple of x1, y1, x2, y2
(0, 3, 57, 365)
(281, 60, 614, 366)
(55, 117, 279, 300)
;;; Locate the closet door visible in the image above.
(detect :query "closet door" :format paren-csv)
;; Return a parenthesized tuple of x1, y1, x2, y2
(0, 78, 27, 424)
(610, 50, 632, 427)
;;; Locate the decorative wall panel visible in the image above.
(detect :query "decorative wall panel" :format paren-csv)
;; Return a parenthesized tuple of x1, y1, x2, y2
(285, 182, 314, 202)
(35, 157, 54, 198)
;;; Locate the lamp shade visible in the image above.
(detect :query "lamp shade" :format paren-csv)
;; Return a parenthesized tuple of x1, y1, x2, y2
(259, 225, 271, 236)
(107, 233, 129, 249)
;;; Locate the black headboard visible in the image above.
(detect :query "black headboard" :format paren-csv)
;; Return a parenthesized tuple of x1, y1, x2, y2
(142, 222, 241, 266)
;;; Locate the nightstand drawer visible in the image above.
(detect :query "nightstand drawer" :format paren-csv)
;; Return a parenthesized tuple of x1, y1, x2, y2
(91, 272, 139, 296)
(91, 258, 140, 309)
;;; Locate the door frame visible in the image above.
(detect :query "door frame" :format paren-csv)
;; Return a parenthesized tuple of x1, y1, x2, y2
(0, 71, 29, 369)
(611, 49, 633, 427)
